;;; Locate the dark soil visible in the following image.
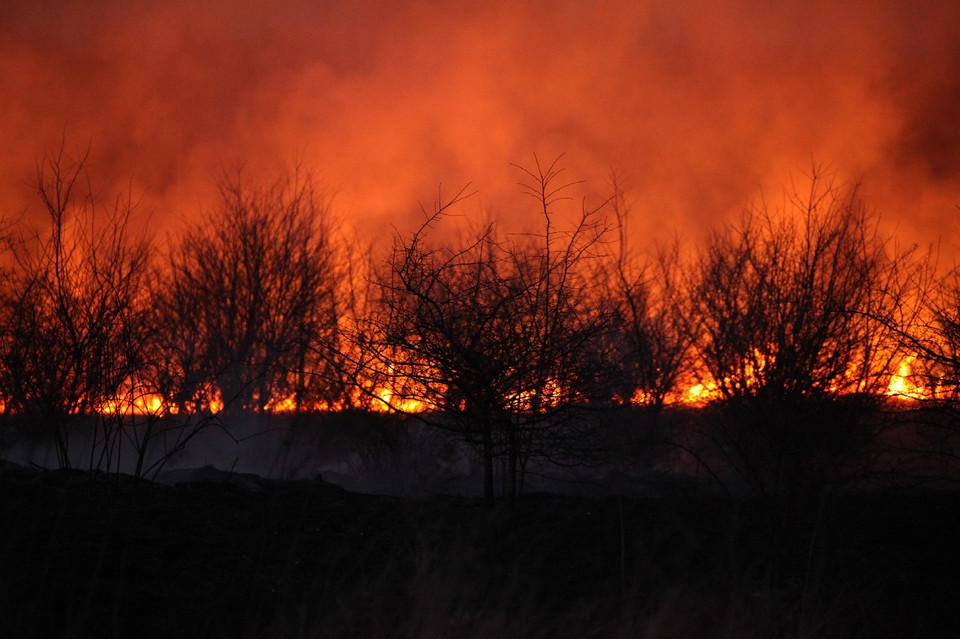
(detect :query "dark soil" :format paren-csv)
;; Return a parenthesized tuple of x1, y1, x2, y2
(1, 468, 958, 638)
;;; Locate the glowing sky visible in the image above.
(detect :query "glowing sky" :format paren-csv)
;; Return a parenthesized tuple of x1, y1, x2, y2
(2, 0, 959, 250)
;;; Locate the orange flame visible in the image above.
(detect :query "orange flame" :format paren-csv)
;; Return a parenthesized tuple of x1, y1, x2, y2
(5, 350, 937, 418)
(683, 381, 721, 405)
(371, 384, 427, 413)
(98, 377, 169, 416)
(886, 356, 928, 400)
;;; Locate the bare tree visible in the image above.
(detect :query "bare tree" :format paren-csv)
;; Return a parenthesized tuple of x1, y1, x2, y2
(604, 175, 690, 409)
(0, 144, 153, 470)
(883, 256, 960, 486)
(686, 167, 914, 497)
(897, 256, 960, 401)
(358, 157, 615, 504)
(161, 168, 345, 415)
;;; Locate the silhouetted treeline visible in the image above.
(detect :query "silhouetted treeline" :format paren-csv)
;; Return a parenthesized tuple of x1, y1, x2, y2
(1, 149, 958, 499)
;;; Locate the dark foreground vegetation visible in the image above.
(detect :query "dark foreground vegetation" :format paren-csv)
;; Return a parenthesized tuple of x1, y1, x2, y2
(1, 464, 959, 639)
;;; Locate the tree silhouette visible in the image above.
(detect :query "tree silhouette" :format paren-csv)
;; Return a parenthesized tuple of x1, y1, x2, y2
(604, 175, 690, 409)
(0, 145, 152, 470)
(686, 168, 914, 497)
(359, 158, 615, 504)
(887, 258, 960, 484)
(161, 168, 345, 414)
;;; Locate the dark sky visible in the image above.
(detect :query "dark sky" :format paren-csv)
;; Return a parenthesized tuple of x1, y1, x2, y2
(2, 0, 959, 250)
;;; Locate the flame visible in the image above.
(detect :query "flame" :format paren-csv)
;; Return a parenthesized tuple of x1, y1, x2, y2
(264, 395, 298, 413)
(1, 350, 938, 417)
(98, 377, 169, 416)
(507, 377, 565, 412)
(190, 384, 223, 414)
(254, 379, 430, 414)
(628, 388, 654, 406)
(371, 385, 427, 413)
(683, 381, 721, 405)
(886, 356, 927, 400)
(88, 376, 233, 416)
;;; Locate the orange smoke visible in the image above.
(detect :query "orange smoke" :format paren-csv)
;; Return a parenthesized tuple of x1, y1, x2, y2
(2, 1, 960, 255)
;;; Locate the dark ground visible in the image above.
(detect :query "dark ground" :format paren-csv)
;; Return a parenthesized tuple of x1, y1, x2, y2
(1, 467, 959, 639)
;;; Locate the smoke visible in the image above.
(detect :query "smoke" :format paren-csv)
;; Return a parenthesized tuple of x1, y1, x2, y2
(2, 0, 959, 250)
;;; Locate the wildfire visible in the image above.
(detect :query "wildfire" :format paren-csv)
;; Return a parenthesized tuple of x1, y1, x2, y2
(886, 356, 928, 400)
(100, 382, 223, 416)
(8, 352, 937, 419)
(98, 393, 166, 416)
(258, 385, 428, 414)
(98, 377, 170, 416)
(371, 385, 427, 414)
(507, 377, 565, 412)
(264, 395, 299, 413)
(683, 381, 721, 405)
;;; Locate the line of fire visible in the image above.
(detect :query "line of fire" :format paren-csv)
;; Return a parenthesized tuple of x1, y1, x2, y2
(1, 150, 958, 500)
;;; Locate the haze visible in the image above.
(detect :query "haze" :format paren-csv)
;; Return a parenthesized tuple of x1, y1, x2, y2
(2, 0, 959, 249)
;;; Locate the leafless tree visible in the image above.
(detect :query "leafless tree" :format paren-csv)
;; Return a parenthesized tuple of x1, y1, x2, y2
(603, 175, 691, 409)
(686, 167, 915, 497)
(161, 168, 346, 415)
(882, 255, 960, 485)
(358, 157, 615, 504)
(896, 255, 960, 400)
(0, 144, 153, 470)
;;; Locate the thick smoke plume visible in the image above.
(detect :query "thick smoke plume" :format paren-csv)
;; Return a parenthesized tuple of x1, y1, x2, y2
(2, 0, 959, 248)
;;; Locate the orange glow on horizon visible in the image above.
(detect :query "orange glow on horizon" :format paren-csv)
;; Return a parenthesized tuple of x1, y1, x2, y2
(0, 349, 943, 418)
(91, 354, 939, 417)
